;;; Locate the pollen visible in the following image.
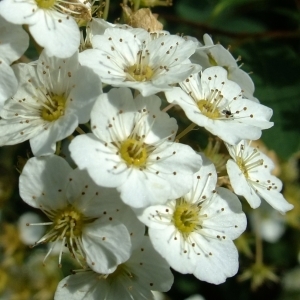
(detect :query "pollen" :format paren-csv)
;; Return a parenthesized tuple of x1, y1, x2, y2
(125, 48, 154, 82)
(236, 157, 249, 177)
(120, 139, 148, 167)
(172, 198, 200, 236)
(53, 205, 84, 238)
(197, 100, 220, 119)
(41, 94, 66, 121)
(126, 64, 154, 82)
(35, 0, 56, 9)
(236, 148, 264, 179)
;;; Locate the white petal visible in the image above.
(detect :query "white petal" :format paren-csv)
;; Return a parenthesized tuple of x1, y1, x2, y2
(148, 35, 197, 68)
(187, 154, 217, 203)
(137, 204, 174, 230)
(29, 11, 80, 58)
(257, 187, 293, 214)
(19, 155, 72, 209)
(192, 237, 239, 284)
(18, 212, 45, 245)
(82, 219, 131, 274)
(0, 0, 39, 25)
(134, 93, 178, 143)
(0, 15, 29, 63)
(69, 133, 128, 187)
(203, 187, 247, 240)
(91, 88, 136, 142)
(120, 143, 201, 208)
(149, 143, 202, 199)
(55, 272, 102, 300)
(0, 61, 18, 106)
(226, 159, 261, 208)
(65, 168, 122, 216)
(148, 225, 195, 274)
(29, 113, 78, 156)
(67, 66, 102, 124)
(127, 237, 174, 292)
(119, 169, 172, 208)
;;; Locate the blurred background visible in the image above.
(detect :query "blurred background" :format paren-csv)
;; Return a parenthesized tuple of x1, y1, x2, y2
(0, 0, 299, 299)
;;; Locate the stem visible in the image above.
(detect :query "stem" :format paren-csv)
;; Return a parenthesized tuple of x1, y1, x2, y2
(162, 103, 176, 112)
(133, 0, 140, 11)
(102, 0, 110, 20)
(253, 210, 263, 265)
(76, 127, 86, 135)
(55, 140, 62, 155)
(175, 123, 197, 141)
(83, 122, 91, 131)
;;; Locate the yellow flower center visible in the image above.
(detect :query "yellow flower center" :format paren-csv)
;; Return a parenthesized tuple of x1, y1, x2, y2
(41, 95, 66, 122)
(120, 139, 148, 167)
(236, 148, 264, 179)
(172, 198, 200, 235)
(236, 157, 249, 178)
(126, 64, 154, 82)
(35, 0, 56, 9)
(52, 205, 84, 239)
(197, 100, 220, 119)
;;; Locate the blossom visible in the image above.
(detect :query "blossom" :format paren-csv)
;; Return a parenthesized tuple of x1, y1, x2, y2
(165, 66, 273, 145)
(226, 140, 294, 213)
(69, 87, 202, 208)
(138, 154, 247, 284)
(0, 15, 29, 107)
(0, 0, 83, 58)
(191, 34, 257, 102)
(0, 50, 102, 156)
(54, 237, 173, 300)
(79, 27, 201, 96)
(19, 155, 144, 274)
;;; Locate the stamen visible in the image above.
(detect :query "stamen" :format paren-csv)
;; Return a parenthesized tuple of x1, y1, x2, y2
(172, 198, 200, 237)
(124, 45, 155, 82)
(235, 144, 264, 178)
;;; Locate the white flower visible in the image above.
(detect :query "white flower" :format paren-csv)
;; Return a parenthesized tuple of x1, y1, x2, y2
(54, 236, 174, 300)
(191, 34, 258, 102)
(0, 50, 102, 156)
(165, 66, 273, 145)
(226, 140, 294, 213)
(0, 15, 29, 107)
(70, 87, 202, 208)
(138, 154, 247, 284)
(0, 0, 84, 58)
(19, 155, 144, 274)
(79, 27, 201, 96)
(18, 212, 45, 245)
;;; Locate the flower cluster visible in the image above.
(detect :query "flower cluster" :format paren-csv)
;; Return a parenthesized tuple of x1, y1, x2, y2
(0, 0, 293, 299)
